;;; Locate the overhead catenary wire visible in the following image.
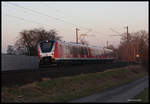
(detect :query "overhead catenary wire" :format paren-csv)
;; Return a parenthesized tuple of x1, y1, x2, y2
(4, 14, 54, 27)
(7, 3, 89, 30)
(7, 2, 105, 36)
(5, 2, 113, 48)
(109, 28, 122, 36)
(42, 4, 96, 34)
(5, 4, 46, 19)
(4, 4, 64, 30)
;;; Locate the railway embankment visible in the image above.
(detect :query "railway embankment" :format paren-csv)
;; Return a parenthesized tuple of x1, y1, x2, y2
(2, 65, 148, 102)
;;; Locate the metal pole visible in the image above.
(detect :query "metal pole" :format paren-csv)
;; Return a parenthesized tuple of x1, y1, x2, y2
(125, 26, 129, 66)
(134, 47, 135, 61)
(127, 26, 129, 42)
(76, 28, 79, 43)
(127, 26, 129, 63)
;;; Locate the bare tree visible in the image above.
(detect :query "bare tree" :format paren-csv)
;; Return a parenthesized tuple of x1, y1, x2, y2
(7, 45, 15, 55)
(118, 30, 148, 68)
(14, 28, 62, 56)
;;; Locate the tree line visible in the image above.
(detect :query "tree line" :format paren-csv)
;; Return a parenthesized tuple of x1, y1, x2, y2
(107, 30, 148, 68)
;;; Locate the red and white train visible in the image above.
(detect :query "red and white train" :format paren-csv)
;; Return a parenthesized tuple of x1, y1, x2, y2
(37, 40, 114, 67)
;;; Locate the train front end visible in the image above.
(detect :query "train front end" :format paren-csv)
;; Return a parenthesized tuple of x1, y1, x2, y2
(37, 40, 56, 66)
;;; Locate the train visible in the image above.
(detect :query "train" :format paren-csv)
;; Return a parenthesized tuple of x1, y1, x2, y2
(37, 40, 114, 67)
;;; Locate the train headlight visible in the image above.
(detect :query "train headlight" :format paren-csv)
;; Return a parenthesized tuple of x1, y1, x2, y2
(51, 52, 55, 58)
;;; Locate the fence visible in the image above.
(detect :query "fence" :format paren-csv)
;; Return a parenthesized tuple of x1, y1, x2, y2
(2, 54, 39, 71)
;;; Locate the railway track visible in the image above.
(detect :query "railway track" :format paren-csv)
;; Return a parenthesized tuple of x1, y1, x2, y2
(2, 61, 137, 87)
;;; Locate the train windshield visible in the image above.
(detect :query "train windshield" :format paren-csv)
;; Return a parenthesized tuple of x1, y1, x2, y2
(40, 40, 54, 53)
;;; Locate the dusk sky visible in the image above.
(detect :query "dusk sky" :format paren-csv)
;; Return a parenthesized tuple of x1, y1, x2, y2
(2, 2, 148, 53)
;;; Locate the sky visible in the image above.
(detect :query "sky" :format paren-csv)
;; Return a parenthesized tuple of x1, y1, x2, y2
(2, 1, 149, 53)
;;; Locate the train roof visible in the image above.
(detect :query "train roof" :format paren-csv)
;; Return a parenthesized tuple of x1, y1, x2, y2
(58, 40, 107, 49)
(39, 40, 113, 51)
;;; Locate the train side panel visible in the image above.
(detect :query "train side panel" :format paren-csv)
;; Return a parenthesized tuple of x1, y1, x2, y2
(38, 40, 114, 66)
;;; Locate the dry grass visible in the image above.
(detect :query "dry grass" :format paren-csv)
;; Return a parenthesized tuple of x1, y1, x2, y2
(2, 65, 148, 102)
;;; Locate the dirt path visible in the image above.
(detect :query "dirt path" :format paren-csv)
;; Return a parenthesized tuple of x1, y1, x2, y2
(71, 76, 149, 103)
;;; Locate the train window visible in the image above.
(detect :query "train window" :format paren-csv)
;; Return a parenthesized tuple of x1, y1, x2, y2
(70, 45, 73, 56)
(72, 46, 77, 54)
(79, 47, 81, 55)
(82, 47, 85, 55)
(63, 45, 67, 56)
(77, 47, 79, 55)
(90, 48, 93, 56)
(88, 47, 91, 56)
(82, 47, 84, 55)
(87, 47, 89, 56)
(75, 46, 78, 55)
(65, 45, 68, 55)
(96, 49, 98, 56)
(98, 49, 100, 56)
(40, 41, 54, 53)
(91, 48, 95, 56)
(67, 45, 70, 54)
(84, 47, 88, 56)
(75, 47, 77, 54)
(95, 49, 97, 56)
(59, 44, 63, 56)
(72, 46, 75, 55)
(99, 49, 102, 55)
(66, 45, 68, 55)
(79, 47, 83, 56)
(108, 51, 113, 57)
(93, 48, 96, 56)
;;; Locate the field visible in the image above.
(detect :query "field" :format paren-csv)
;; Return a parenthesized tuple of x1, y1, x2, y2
(2, 65, 148, 102)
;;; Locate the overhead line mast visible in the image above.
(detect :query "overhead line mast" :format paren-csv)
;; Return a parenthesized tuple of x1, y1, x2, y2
(76, 28, 79, 43)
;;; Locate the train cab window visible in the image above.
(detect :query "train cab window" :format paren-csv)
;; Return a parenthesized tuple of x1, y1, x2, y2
(40, 40, 54, 53)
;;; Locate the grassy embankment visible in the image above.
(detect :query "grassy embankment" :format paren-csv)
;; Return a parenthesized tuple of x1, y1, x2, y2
(133, 87, 149, 103)
(2, 65, 148, 102)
